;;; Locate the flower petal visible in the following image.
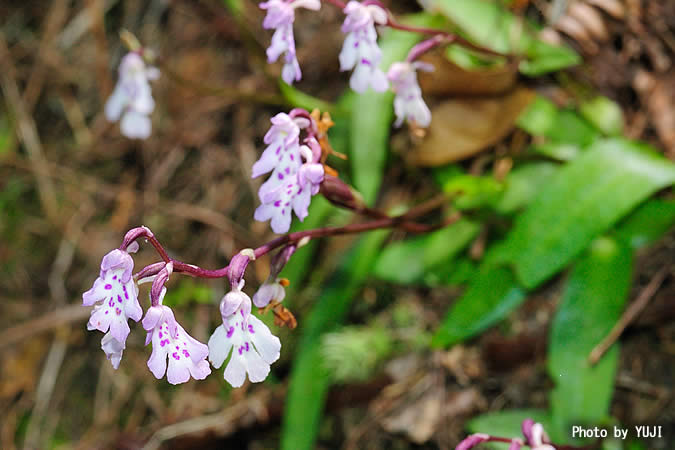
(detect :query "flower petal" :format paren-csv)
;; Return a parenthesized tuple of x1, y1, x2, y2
(224, 354, 247, 388)
(120, 111, 152, 140)
(248, 315, 281, 364)
(207, 325, 232, 369)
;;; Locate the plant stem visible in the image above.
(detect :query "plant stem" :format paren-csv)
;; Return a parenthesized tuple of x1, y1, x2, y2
(131, 207, 460, 280)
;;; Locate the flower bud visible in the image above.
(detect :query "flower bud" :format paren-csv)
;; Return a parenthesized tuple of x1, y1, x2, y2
(320, 175, 366, 212)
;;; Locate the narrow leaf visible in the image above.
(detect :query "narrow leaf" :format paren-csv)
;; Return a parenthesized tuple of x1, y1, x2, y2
(615, 199, 675, 250)
(281, 230, 389, 450)
(549, 237, 632, 442)
(374, 219, 479, 284)
(495, 162, 559, 214)
(432, 262, 525, 347)
(467, 409, 552, 450)
(501, 138, 675, 288)
(279, 82, 339, 115)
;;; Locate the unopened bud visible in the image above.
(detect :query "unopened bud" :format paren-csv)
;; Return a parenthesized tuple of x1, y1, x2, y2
(320, 175, 365, 212)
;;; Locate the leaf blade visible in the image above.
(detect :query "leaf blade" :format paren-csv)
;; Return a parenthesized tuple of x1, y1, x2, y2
(281, 230, 389, 450)
(501, 138, 675, 288)
(548, 237, 632, 442)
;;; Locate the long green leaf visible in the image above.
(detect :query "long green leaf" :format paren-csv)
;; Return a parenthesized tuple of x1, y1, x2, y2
(350, 14, 444, 204)
(501, 138, 675, 289)
(615, 199, 675, 250)
(495, 162, 559, 214)
(548, 237, 632, 442)
(467, 409, 551, 450)
(279, 82, 339, 115)
(280, 196, 335, 299)
(281, 230, 389, 450)
(373, 218, 479, 284)
(432, 261, 525, 347)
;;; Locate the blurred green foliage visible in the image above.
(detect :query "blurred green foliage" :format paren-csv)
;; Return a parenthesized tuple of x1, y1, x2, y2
(549, 237, 631, 442)
(425, 0, 580, 75)
(267, 2, 673, 449)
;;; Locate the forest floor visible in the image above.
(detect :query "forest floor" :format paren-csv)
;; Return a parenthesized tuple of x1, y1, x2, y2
(0, 1, 673, 449)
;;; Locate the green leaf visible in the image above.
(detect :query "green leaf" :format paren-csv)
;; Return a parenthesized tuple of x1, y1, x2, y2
(162, 279, 213, 307)
(425, 0, 579, 75)
(432, 262, 525, 347)
(425, 257, 476, 286)
(349, 13, 444, 205)
(281, 230, 389, 450)
(615, 199, 675, 250)
(529, 142, 581, 161)
(549, 237, 632, 442)
(519, 39, 581, 76)
(495, 162, 559, 214)
(278, 82, 339, 115)
(517, 96, 558, 135)
(442, 174, 504, 210)
(279, 196, 335, 299)
(373, 219, 479, 284)
(0, 115, 13, 158)
(580, 96, 624, 136)
(501, 138, 675, 289)
(517, 96, 599, 147)
(467, 409, 551, 450)
(222, 0, 244, 17)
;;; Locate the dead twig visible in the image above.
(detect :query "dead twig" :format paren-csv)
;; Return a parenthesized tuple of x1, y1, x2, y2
(22, 0, 70, 112)
(142, 390, 271, 450)
(0, 33, 59, 224)
(22, 329, 69, 450)
(0, 304, 92, 350)
(588, 267, 670, 365)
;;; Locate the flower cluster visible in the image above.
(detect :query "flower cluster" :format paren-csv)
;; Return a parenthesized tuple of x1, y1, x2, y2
(260, 0, 321, 85)
(388, 61, 433, 128)
(252, 111, 324, 234)
(339, 1, 389, 93)
(83, 233, 288, 387)
(105, 52, 159, 139)
(259, 0, 435, 128)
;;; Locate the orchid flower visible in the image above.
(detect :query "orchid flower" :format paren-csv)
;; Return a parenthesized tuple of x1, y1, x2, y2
(105, 52, 159, 139)
(83, 246, 142, 368)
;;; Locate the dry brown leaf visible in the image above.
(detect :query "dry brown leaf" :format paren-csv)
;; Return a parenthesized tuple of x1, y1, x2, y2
(634, 70, 675, 159)
(568, 2, 609, 41)
(418, 52, 518, 97)
(555, 15, 599, 53)
(408, 88, 535, 167)
(380, 383, 444, 444)
(587, 0, 625, 19)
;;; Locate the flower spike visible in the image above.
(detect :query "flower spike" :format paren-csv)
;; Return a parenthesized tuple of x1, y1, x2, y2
(260, 0, 321, 84)
(105, 52, 159, 139)
(253, 113, 324, 233)
(387, 60, 433, 128)
(339, 1, 389, 93)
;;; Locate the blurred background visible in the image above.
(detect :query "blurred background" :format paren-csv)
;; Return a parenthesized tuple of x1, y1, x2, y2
(0, 0, 673, 449)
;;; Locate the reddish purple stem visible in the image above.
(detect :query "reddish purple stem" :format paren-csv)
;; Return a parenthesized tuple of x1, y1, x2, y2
(131, 208, 459, 281)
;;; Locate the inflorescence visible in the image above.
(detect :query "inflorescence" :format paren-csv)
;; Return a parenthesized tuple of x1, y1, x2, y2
(87, 1, 505, 388)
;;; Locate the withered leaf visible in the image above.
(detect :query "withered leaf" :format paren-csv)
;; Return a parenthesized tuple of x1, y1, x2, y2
(408, 87, 535, 167)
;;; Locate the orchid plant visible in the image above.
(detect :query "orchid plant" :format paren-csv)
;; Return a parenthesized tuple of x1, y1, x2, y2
(88, 1, 505, 388)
